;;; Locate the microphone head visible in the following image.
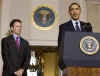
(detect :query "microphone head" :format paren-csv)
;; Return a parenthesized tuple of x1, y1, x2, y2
(84, 22, 92, 32)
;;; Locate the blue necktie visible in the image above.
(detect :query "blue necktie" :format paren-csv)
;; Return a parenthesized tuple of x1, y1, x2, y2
(75, 22, 80, 32)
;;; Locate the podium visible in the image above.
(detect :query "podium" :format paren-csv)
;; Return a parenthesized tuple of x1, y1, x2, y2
(63, 32, 100, 76)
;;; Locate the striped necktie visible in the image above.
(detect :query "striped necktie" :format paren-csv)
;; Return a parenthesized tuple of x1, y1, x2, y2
(75, 22, 80, 32)
(16, 37, 20, 48)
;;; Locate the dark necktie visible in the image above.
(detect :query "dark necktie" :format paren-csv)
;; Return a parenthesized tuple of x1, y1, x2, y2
(16, 37, 20, 48)
(75, 22, 80, 32)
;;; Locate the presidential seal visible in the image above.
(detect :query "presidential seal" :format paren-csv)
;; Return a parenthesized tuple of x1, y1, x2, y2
(32, 5, 58, 30)
(80, 36, 99, 55)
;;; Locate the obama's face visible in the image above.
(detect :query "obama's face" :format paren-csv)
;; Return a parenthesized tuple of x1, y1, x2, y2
(69, 4, 81, 20)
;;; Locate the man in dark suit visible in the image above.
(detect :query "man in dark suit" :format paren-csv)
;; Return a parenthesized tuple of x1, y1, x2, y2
(58, 2, 92, 75)
(1, 19, 31, 76)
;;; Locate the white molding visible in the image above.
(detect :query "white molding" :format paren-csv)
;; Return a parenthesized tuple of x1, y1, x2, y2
(28, 40, 57, 46)
(87, 0, 100, 5)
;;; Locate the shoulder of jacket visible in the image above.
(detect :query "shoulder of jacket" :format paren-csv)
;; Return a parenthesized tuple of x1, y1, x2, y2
(21, 37, 29, 44)
(80, 21, 87, 24)
(2, 35, 12, 41)
(60, 21, 71, 27)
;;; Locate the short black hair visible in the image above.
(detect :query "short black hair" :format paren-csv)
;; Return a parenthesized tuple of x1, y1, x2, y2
(69, 2, 81, 11)
(10, 19, 22, 28)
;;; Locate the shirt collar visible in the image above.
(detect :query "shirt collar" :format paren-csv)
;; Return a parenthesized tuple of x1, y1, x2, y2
(71, 19, 81, 30)
(71, 19, 80, 25)
(13, 34, 20, 40)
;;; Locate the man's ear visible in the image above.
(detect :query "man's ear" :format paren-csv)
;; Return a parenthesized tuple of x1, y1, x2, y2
(10, 27, 13, 32)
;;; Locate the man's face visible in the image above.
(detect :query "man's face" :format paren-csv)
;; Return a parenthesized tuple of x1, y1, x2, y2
(69, 4, 81, 20)
(11, 22, 22, 35)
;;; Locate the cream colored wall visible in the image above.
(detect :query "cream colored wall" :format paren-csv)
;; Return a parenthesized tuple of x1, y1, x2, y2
(1, 0, 59, 46)
(0, 0, 90, 76)
(0, 0, 3, 76)
(0, 0, 87, 46)
(0, 40, 2, 76)
(87, 1, 100, 32)
(58, 0, 87, 24)
(0, 0, 1, 29)
(0, 0, 1, 33)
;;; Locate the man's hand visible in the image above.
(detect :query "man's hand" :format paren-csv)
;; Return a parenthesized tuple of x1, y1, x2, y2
(14, 69, 24, 76)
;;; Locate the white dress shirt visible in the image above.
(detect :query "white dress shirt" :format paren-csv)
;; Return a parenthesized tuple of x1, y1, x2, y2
(71, 19, 81, 31)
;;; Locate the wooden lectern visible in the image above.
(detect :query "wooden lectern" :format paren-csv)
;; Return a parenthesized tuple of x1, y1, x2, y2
(62, 32, 100, 76)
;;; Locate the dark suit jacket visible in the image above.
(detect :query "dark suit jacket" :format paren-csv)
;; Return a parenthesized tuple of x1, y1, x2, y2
(58, 20, 92, 70)
(1, 35, 31, 76)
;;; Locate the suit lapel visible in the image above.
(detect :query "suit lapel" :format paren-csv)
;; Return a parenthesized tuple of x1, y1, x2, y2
(80, 21, 85, 32)
(69, 20, 76, 31)
(9, 35, 24, 50)
(9, 35, 18, 50)
(70, 20, 85, 32)
(19, 37, 24, 51)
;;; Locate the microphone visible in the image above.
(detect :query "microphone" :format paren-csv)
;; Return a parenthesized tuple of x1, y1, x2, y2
(84, 22, 92, 32)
